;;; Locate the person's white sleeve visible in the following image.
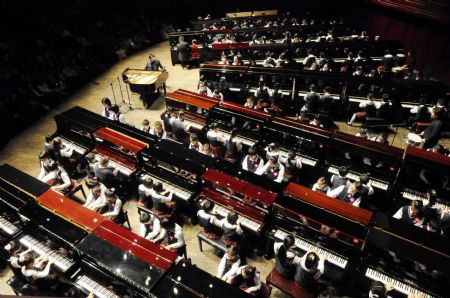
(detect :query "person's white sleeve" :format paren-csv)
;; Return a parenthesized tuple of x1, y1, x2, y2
(368, 185, 374, 196)
(255, 162, 269, 175)
(60, 146, 73, 158)
(236, 224, 243, 235)
(40, 171, 56, 183)
(210, 215, 221, 227)
(223, 259, 241, 280)
(119, 114, 126, 124)
(102, 199, 122, 217)
(317, 259, 325, 274)
(296, 158, 303, 169)
(410, 106, 418, 114)
(393, 208, 402, 219)
(84, 190, 94, 208)
(217, 255, 227, 278)
(153, 228, 166, 243)
(147, 218, 161, 240)
(246, 273, 262, 292)
(327, 185, 344, 198)
(38, 163, 46, 180)
(275, 165, 285, 183)
(242, 156, 249, 170)
(167, 229, 185, 249)
(162, 131, 167, 139)
(139, 223, 147, 238)
(32, 262, 52, 279)
(53, 170, 71, 191)
(236, 141, 242, 151)
(359, 101, 367, 108)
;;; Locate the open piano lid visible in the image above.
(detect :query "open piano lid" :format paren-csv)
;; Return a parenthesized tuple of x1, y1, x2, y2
(370, 212, 450, 276)
(166, 89, 220, 110)
(107, 120, 158, 148)
(202, 168, 277, 207)
(93, 127, 148, 154)
(36, 190, 106, 232)
(152, 260, 253, 298)
(20, 202, 87, 246)
(0, 164, 49, 199)
(281, 183, 373, 240)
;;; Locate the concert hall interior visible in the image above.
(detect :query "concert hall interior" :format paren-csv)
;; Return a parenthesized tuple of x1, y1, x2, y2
(1, 0, 450, 297)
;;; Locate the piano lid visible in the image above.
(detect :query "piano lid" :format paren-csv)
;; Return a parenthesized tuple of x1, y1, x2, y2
(159, 260, 253, 298)
(153, 139, 215, 173)
(280, 183, 373, 239)
(269, 117, 333, 142)
(166, 90, 219, 110)
(36, 190, 106, 232)
(107, 121, 158, 148)
(0, 179, 35, 211)
(211, 42, 251, 51)
(93, 127, 148, 154)
(95, 220, 177, 270)
(367, 218, 450, 275)
(77, 233, 164, 294)
(332, 131, 403, 162)
(214, 100, 271, 122)
(55, 106, 109, 134)
(201, 63, 249, 72)
(202, 169, 277, 207)
(0, 164, 49, 199)
(20, 202, 88, 246)
(405, 146, 450, 169)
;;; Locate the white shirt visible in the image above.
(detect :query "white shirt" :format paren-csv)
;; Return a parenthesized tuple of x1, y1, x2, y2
(151, 190, 173, 203)
(150, 128, 167, 140)
(220, 218, 243, 235)
(198, 87, 213, 97)
(255, 162, 285, 183)
(217, 253, 241, 280)
(207, 130, 226, 145)
(197, 210, 221, 227)
(102, 198, 123, 217)
(139, 216, 161, 240)
(234, 266, 262, 292)
(160, 223, 185, 249)
(241, 155, 264, 171)
(274, 242, 301, 264)
(327, 185, 360, 207)
(84, 184, 107, 210)
(40, 167, 71, 191)
(22, 262, 52, 280)
(312, 183, 330, 193)
(189, 141, 203, 152)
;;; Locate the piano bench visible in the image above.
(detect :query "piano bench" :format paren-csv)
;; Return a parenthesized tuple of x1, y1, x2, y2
(7, 275, 27, 295)
(197, 232, 227, 254)
(266, 268, 314, 298)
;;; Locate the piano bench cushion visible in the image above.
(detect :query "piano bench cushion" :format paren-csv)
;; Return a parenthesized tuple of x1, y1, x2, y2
(266, 268, 314, 298)
(197, 232, 227, 253)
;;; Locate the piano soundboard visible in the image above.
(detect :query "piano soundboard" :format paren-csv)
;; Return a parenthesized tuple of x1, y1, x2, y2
(402, 188, 450, 214)
(273, 228, 348, 269)
(328, 165, 389, 191)
(19, 234, 76, 272)
(365, 267, 438, 298)
(139, 173, 193, 201)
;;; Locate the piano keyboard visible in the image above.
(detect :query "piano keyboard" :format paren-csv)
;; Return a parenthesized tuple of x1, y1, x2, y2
(249, 87, 291, 96)
(273, 229, 348, 269)
(402, 189, 450, 214)
(214, 204, 261, 232)
(328, 166, 388, 190)
(278, 148, 317, 167)
(0, 215, 20, 235)
(365, 267, 436, 298)
(298, 91, 340, 100)
(348, 96, 417, 109)
(220, 130, 256, 147)
(140, 173, 192, 201)
(76, 275, 121, 298)
(59, 137, 88, 155)
(19, 234, 75, 272)
(185, 119, 204, 131)
(95, 154, 133, 176)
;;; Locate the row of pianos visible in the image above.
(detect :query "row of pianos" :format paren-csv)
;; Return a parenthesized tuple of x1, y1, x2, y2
(0, 164, 253, 298)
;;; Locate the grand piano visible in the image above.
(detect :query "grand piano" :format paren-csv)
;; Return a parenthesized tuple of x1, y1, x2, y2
(355, 212, 450, 297)
(53, 106, 110, 160)
(393, 146, 450, 217)
(326, 131, 403, 209)
(208, 100, 271, 150)
(261, 117, 333, 186)
(197, 168, 277, 238)
(122, 68, 169, 95)
(269, 182, 373, 291)
(164, 89, 221, 138)
(75, 221, 177, 297)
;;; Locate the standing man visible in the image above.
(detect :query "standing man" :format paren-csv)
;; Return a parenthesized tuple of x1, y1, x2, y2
(145, 54, 164, 71)
(177, 36, 190, 69)
(421, 108, 443, 149)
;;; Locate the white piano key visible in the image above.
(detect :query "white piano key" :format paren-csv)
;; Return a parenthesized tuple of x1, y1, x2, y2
(185, 119, 204, 131)
(328, 166, 388, 190)
(214, 205, 261, 232)
(277, 147, 317, 167)
(0, 215, 19, 235)
(141, 174, 192, 201)
(59, 137, 88, 155)
(77, 275, 120, 298)
(274, 229, 348, 269)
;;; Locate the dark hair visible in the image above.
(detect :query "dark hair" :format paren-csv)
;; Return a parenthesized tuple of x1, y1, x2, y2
(39, 150, 50, 160)
(359, 174, 369, 184)
(243, 265, 256, 278)
(142, 119, 150, 126)
(45, 135, 54, 143)
(46, 160, 58, 172)
(139, 212, 150, 223)
(411, 200, 423, 211)
(381, 94, 390, 102)
(230, 128, 239, 138)
(277, 235, 295, 266)
(304, 252, 319, 269)
(110, 104, 120, 114)
(20, 253, 35, 266)
(369, 281, 386, 298)
(85, 179, 99, 189)
(104, 188, 115, 198)
(160, 218, 175, 230)
(269, 155, 278, 163)
(86, 153, 96, 163)
(426, 189, 437, 205)
(64, 286, 83, 297)
(227, 211, 239, 225)
(153, 182, 163, 193)
(102, 97, 112, 106)
(203, 199, 214, 212)
(354, 181, 363, 191)
(338, 166, 348, 176)
(143, 176, 153, 188)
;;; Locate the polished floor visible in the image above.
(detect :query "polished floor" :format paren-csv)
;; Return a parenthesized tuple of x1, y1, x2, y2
(0, 41, 448, 297)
